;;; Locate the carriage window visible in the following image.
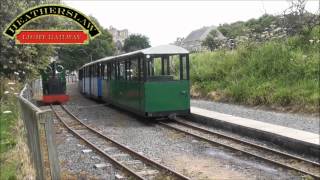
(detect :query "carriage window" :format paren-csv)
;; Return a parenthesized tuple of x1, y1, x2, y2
(139, 57, 143, 81)
(87, 67, 89, 77)
(144, 54, 189, 81)
(125, 60, 129, 80)
(96, 64, 99, 77)
(94, 64, 98, 77)
(110, 63, 116, 80)
(103, 64, 108, 80)
(79, 69, 83, 80)
(153, 57, 162, 76)
(100, 64, 104, 78)
(170, 55, 180, 80)
(94, 64, 96, 77)
(119, 62, 125, 80)
(95, 64, 98, 77)
(91, 65, 95, 77)
(107, 63, 111, 80)
(98, 64, 102, 78)
(130, 59, 139, 81)
(145, 55, 176, 81)
(180, 55, 189, 80)
(116, 62, 120, 80)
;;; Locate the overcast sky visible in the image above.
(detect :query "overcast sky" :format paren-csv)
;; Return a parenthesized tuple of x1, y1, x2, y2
(63, 1, 319, 46)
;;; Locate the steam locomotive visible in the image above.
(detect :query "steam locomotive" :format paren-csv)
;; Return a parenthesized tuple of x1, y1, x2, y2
(41, 61, 69, 104)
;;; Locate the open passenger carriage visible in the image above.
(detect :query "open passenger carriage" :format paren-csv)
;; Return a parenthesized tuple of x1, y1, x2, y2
(78, 45, 190, 117)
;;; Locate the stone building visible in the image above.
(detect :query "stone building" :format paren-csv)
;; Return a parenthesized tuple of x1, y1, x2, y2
(108, 26, 129, 54)
(177, 25, 226, 52)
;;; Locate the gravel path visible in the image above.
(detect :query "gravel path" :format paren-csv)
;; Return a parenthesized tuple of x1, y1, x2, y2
(191, 100, 320, 134)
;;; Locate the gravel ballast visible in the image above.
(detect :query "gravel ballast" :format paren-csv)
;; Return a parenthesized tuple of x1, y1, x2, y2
(191, 100, 320, 134)
(52, 108, 123, 179)
(60, 83, 306, 179)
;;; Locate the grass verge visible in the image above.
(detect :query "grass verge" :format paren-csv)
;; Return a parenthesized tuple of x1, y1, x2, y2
(189, 27, 320, 114)
(0, 79, 35, 180)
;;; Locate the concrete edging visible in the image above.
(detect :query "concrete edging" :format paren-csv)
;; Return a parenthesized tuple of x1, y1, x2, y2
(187, 113, 319, 158)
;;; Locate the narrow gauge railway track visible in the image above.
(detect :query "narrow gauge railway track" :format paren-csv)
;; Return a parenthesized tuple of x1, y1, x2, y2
(159, 118, 320, 179)
(51, 105, 190, 180)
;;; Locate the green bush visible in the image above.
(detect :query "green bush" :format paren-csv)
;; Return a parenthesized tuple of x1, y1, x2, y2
(189, 29, 319, 112)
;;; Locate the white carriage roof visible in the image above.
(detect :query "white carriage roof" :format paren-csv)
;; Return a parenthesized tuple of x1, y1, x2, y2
(80, 44, 189, 68)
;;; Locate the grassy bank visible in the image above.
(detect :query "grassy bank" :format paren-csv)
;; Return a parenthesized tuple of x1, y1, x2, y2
(0, 79, 19, 180)
(0, 79, 34, 180)
(189, 27, 319, 113)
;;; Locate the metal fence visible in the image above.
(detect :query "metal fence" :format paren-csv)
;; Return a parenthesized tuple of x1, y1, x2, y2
(18, 82, 60, 180)
(30, 79, 43, 101)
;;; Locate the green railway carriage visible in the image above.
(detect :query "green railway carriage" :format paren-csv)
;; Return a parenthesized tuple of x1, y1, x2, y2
(78, 45, 190, 117)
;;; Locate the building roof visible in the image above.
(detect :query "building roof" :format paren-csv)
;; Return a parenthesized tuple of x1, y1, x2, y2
(80, 45, 189, 68)
(183, 25, 226, 43)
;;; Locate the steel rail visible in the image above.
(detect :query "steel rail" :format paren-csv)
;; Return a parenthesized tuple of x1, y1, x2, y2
(174, 118, 320, 166)
(51, 105, 145, 180)
(59, 105, 190, 180)
(159, 120, 320, 179)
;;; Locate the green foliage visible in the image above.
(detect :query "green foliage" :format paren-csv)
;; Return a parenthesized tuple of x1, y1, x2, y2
(0, 97, 18, 154)
(218, 12, 318, 41)
(201, 30, 221, 51)
(190, 28, 319, 112)
(245, 14, 279, 33)
(0, 161, 17, 180)
(0, 79, 20, 180)
(218, 21, 248, 38)
(123, 34, 151, 53)
(218, 14, 280, 40)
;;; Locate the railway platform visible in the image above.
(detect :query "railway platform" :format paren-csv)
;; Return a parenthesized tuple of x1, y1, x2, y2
(189, 106, 320, 157)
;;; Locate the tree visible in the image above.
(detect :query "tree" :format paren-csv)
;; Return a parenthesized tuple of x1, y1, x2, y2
(245, 14, 278, 33)
(201, 30, 221, 51)
(123, 34, 151, 53)
(218, 22, 246, 39)
(57, 16, 115, 71)
(282, 0, 319, 35)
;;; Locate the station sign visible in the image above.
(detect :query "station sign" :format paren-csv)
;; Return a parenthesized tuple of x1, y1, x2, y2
(3, 4, 101, 44)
